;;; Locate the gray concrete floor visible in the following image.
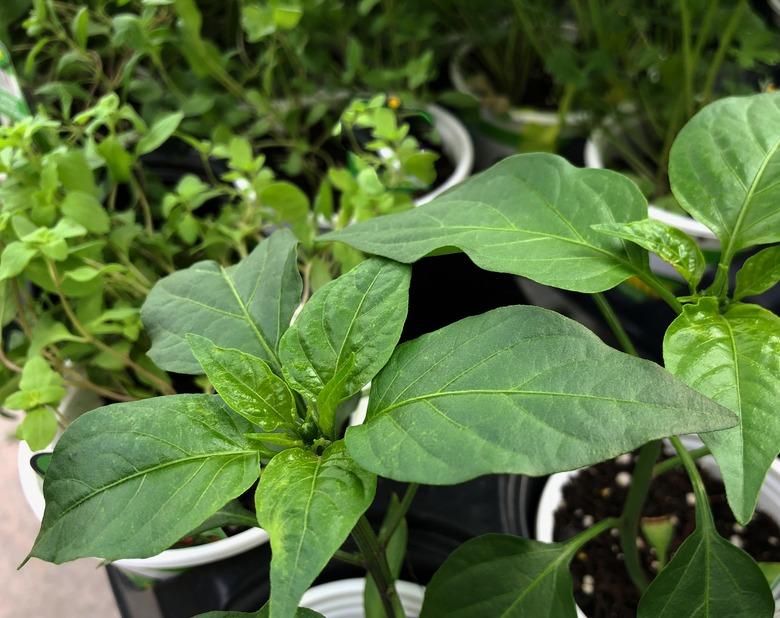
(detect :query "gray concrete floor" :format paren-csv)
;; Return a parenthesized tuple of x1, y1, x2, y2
(1, 432, 119, 618)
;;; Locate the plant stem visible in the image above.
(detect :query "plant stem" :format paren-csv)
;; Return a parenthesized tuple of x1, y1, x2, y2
(333, 549, 364, 568)
(636, 272, 683, 314)
(619, 439, 662, 593)
(351, 516, 405, 618)
(670, 436, 714, 528)
(566, 516, 620, 555)
(592, 293, 638, 356)
(653, 445, 710, 477)
(701, 0, 746, 104)
(379, 483, 419, 547)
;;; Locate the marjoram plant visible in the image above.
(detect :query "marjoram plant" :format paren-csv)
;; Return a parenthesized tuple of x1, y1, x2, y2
(25, 92, 779, 618)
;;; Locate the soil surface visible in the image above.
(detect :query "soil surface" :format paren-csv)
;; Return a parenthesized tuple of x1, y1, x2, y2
(553, 454, 780, 617)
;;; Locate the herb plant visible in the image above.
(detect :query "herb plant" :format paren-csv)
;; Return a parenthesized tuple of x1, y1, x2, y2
(322, 92, 780, 615)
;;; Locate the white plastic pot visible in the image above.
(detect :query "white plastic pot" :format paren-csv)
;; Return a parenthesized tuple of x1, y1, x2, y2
(448, 44, 586, 152)
(535, 439, 780, 617)
(17, 390, 269, 580)
(300, 578, 425, 618)
(416, 104, 474, 205)
(583, 128, 719, 247)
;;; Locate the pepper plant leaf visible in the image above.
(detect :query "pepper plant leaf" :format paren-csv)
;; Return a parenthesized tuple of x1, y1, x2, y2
(320, 154, 650, 293)
(593, 219, 705, 290)
(279, 257, 410, 402)
(346, 305, 737, 484)
(142, 229, 300, 373)
(637, 505, 773, 617)
(421, 534, 581, 618)
(29, 394, 260, 563)
(734, 246, 780, 300)
(669, 92, 780, 255)
(664, 299, 780, 524)
(187, 334, 298, 432)
(197, 607, 324, 618)
(256, 442, 375, 618)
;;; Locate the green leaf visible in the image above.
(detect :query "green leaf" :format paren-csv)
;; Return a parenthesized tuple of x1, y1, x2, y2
(321, 154, 650, 293)
(142, 229, 301, 374)
(256, 442, 375, 618)
(16, 408, 58, 451)
(186, 334, 298, 431)
(669, 92, 780, 255)
(136, 111, 184, 156)
(420, 534, 578, 618)
(188, 499, 258, 537)
(316, 354, 356, 439)
(4, 357, 66, 410)
(637, 525, 773, 617)
(259, 182, 312, 247)
(0, 242, 36, 280)
(55, 150, 97, 196)
(61, 192, 110, 234)
(97, 135, 134, 183)
(346, 305, 737, 484)
(759, 563, 780, 589)
(279, 257, 410, 402)
(734, 246, 780, 300)
(664, 299, 780, 524)
(70, 6, 89, 48)
(641, 516, 675, 568)
(593, 219, 705, 289)
(273, 6, 302, 30)
(29, 394, 260, 563)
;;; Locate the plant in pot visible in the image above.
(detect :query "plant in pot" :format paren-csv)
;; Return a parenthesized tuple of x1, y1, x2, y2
(23, 221, 738, 617)
(575, 0, 779, 244)
(320, 91, 780, 616)
(24, 93, 780, 616)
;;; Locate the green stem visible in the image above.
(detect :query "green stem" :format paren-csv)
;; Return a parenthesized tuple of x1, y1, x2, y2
(379, 483, 419, 547)
(670, 436, 714, 528)
(619, 440, 662, 593)
(701, 0, 746, 104)
(352, 516, 405, 618)
(565, 516, 620, 555)
(636, 271, 683, 314)
(333, 549, 364, 568)
(679, 0, 693, 117)
(653, 446, 710, 477)
(592, 293, 638, 356)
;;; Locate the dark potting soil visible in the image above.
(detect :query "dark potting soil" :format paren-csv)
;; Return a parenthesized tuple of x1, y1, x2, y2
(552, 455, 780, 617)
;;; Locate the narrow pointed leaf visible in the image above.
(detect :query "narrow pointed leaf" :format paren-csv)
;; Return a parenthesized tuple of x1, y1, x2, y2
(669, 92, 780, 254)
(187, 334, 298, 431)
(346, 306, 737, 484)
(256, 442, 375, 618)
(421, 534, 578, 618)
(593, 219, 705, 289)
(316, 354, 356, 439)
(637, 526, 774, 618)
(142, 229, 300, 373)
(30, 395, 260, 563)
(321, 154, 650, 293)
(664, 299, 780, 523)
(279, 257, 410, 401)
(734, 246, 780, 300)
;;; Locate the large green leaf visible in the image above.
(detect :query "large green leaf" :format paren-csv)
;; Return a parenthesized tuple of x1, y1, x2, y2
(142, 230, 300, 373)
(320, 154, 650, 293)
(638, 505, 773, 617)
(187, 334, 298, 432)
(256, 442, 376, 618)
(663, 299, 780, 523)
(29, 395, 260, 563)
(421, 534, 579, 618)
(669, 92, 780, 255)
(346, 306, 737, 484)
(279, 258, 410, 402)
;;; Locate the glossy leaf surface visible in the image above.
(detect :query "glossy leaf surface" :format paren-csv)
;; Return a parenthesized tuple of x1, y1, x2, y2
(321, 154, 650, 293)
(347, 306, 737, 483)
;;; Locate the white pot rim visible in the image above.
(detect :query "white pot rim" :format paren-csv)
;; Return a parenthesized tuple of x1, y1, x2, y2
(583, 128, 718, 242)
(535, 439, 780, 617)
(300, 577, 425, 617)
(17, 440, 269, 574)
